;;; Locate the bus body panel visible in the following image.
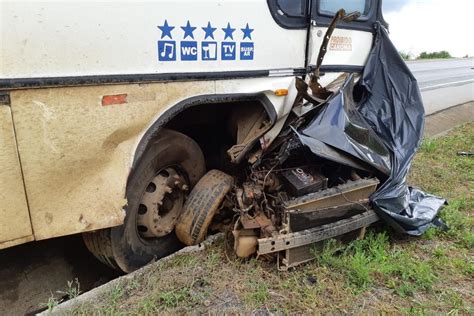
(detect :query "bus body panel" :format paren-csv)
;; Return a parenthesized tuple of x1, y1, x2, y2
(9, 77, 292, 240)
(0, 0, 380, 247)
(1, 0, 307, 79)
(0, 105, 33, 249)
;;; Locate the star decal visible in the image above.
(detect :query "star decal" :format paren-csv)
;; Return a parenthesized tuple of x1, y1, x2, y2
(181, 20, 196, 39)
(202, 21, 217, 40)
(157, 20, 174, 39)
(241, 23, 254, 40)
(222, 22, 235, 40)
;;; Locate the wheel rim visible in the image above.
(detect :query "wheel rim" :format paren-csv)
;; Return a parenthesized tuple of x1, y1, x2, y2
(136, 167, 188, 239)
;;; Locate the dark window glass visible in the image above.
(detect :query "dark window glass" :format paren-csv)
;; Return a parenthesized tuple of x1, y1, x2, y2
(319, 0, 371, 17)
(277, 0, 307, 17)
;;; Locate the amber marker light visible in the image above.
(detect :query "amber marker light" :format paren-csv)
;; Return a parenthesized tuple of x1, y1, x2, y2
(274, 89, 288, 96)
(102, 94, 128, 106)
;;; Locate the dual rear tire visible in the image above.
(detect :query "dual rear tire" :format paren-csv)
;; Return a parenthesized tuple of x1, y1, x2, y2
(83, 129, 206, 273)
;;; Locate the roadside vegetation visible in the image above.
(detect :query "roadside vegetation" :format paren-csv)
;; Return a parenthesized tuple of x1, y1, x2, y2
(399, 50, 458, 61)
(418, 50, 452, 59)
(65, 123, 473, 314)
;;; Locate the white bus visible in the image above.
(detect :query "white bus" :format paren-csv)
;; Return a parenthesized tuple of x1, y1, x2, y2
(0, 0, 387, 272)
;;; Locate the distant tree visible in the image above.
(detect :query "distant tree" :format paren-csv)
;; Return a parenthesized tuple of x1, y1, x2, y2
(417, 50, 452, 59)
(399, 51, 411, 60)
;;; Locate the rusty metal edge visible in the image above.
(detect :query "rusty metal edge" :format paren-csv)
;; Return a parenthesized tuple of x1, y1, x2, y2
(257, 210, 379, 255)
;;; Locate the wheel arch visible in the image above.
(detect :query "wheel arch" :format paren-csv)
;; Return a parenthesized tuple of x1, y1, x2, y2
(131, 93, 278, 170)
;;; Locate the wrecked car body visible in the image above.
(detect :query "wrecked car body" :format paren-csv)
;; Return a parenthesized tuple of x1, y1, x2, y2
(174, 11, 445, 269)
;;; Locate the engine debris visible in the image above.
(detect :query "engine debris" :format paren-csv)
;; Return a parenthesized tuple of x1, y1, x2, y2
(174, 8, 445, 269)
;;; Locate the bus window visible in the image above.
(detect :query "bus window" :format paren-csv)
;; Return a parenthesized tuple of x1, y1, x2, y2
(319, 0, 371, 18)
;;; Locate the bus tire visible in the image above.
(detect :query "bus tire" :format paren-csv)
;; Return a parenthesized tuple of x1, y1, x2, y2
(83, 129, 205, 272)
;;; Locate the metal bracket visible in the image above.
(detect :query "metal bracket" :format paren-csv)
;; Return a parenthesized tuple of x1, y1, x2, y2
(307, 9, 361, 97)
(257, 210, 379, 255)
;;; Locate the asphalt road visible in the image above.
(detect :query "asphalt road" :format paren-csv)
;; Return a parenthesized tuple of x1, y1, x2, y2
(408, 58, 474, 114)
(0, 58, 473, 316)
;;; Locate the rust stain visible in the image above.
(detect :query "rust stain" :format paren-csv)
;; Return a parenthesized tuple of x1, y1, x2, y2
(102, 125, 144, 151)
(45, 213, 53, 225)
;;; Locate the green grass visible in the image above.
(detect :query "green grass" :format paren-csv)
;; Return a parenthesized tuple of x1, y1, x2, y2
(420, 138, 439, 153)
(64, 278, 81, 299)
(43, 294, 60, 313)
(69, 123, 473, 315)
(314, 232, 438, 296)
(158, 287, 190, 307)
(244, 280, 270, 306)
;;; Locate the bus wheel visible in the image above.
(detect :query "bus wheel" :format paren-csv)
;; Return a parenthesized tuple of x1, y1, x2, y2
(83, 129, 205, 272)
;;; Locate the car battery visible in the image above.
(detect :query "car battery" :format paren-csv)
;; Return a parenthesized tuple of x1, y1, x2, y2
(281, 167, 328, 197)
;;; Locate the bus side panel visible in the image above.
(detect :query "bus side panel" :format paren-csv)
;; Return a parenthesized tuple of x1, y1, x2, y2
(308, 27, 373, 67)
(0, 105, 33, 249)
(10, 81, 215, 240)
(9, 75, 294, 242)
(1, 0, 307, 79)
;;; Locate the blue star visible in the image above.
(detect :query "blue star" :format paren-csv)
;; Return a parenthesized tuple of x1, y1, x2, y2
(241, 23, 254, 40)
(181, 20, 196, 39)
(222, 22, 235, 40)
(158, 20, 174, 39)
(202, 21, 217, 40)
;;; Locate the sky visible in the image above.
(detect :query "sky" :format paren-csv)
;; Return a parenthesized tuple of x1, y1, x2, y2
(383, 0, 474, 57)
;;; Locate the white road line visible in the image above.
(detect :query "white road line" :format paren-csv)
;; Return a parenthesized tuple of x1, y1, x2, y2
(422, 79, 474, 90)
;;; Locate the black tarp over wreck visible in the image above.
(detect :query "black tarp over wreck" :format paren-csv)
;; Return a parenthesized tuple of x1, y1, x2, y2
(297, 24, 446, 235)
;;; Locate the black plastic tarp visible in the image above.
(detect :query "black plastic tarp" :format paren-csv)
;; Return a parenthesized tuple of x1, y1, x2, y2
(297, 24, 446, 235)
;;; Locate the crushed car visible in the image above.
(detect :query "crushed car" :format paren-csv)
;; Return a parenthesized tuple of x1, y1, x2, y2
(174, 10, 446, 269)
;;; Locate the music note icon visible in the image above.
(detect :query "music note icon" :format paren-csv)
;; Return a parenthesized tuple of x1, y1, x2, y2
(158, 41, 176, 61)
